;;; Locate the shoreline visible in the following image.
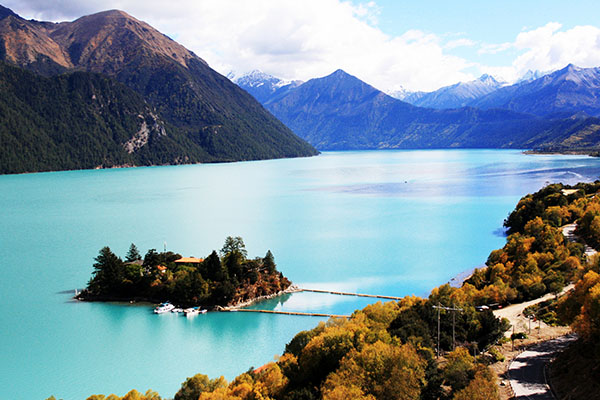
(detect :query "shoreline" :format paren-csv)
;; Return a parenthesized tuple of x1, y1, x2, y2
(220, 284, 303, 311)
(448, 266, 478, 288)
(74, 283, 303, 312)
(523, 149, 599, 156)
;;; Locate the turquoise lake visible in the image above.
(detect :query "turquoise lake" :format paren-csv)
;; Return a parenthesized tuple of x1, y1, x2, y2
(1, 149, 599, 399)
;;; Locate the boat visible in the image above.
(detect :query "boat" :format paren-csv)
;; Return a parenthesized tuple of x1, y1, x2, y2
(171, 308, 184, 313)
(154, 302, 175, 314)
(184, 307, 200, 317)
(199, 309, 208, 314)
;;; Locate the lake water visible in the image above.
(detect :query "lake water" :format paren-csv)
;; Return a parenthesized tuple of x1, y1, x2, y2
(1, 150, 599, 399)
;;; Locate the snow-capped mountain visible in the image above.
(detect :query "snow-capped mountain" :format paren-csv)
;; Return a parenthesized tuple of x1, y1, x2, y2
(386, 86, 415, 100)
(391, 74, 507, 109)
(232, 70, 303, 104)
(472, 64, 600, 117)
(517, 69, 549, 83)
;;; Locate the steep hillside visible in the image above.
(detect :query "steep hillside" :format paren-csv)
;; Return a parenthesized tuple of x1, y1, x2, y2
(0, 7, 317, 172)
(0, 62, 210, 174)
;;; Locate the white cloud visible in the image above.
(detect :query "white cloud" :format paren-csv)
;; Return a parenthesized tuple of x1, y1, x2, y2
(445, 38, 476, 50)
(479, 22, 600, 82)
(4, 0, 474, 91)
(6, 1, 600, 92)
(478, 42, 513, 55)
(513, 23, 600, 74)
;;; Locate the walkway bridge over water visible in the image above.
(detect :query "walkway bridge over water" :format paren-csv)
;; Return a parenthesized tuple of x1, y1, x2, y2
(224, 288, 403, 318)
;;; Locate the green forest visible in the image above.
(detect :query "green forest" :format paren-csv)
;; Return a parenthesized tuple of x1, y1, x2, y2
(0, 61, 317, 174)
(78, 236, 290, 308)
(75, 183, 600, 400)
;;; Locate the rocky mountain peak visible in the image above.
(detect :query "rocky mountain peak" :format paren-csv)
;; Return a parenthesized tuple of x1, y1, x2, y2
(46, 8, 203, 71)
(0, 5, 17, 20)
(477, 74, 502, 85)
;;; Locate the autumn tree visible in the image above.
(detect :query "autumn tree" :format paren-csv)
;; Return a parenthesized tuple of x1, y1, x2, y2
(452, 366, 499, 400)
(174, 374, 227, 400)
(443, 347, 475, 392)
(322, 341, 426, 400)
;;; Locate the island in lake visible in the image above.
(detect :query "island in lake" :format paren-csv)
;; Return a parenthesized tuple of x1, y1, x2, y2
(76, 236, 292, 309)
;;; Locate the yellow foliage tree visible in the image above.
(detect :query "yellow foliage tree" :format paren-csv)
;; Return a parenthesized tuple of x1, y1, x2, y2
(322, 341, 425, 400)
(453, 367, 499, 400)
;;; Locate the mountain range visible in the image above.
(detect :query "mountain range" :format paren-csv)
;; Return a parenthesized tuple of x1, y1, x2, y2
(230, 70, 303, 105)
(389, 74, 507, 109)
(0, 6, 317, 174)
(472, 64, 600, 117)
(235, 67, 600, 152)
(2, 3, 600, 174)
(386, 70, 549, 109)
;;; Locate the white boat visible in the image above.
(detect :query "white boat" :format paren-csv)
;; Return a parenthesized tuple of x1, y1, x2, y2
(171, 308, 184, 313)
(154, 302, 175, 314)
(184, 307, 200, 317)
(199, 309, 207, 314)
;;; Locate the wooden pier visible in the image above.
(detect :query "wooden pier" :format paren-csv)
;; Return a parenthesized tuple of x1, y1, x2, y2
(221, 287, 403, 318)
(299, 288, 403, 300)
(227, 309, 349, 318)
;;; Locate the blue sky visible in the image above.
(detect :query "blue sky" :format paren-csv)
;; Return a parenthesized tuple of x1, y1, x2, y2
(6, 0, 600, 91)
(373, 0, 600, 74)
(374, 0, 598, 41)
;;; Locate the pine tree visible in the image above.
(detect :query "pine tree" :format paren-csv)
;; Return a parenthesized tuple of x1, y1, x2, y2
(88, 246, 125, 295)
(264, 250, 276, 274)
(125, 243, 141, 262)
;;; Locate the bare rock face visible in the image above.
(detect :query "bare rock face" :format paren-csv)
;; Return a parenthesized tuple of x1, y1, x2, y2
(123, 113, 166, 154)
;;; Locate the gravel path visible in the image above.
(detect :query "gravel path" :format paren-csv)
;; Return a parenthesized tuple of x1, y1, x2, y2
(493, 285, 573, 337)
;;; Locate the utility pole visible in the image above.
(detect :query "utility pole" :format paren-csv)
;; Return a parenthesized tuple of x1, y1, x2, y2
(432, 303, 463, 358)
(512, 325, 515, 351)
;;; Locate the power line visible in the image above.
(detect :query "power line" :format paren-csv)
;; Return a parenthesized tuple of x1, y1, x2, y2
(432, 303, 463, 358)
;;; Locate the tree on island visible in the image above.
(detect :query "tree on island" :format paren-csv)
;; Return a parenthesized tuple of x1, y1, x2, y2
(220, 236, 248, 258)
(80, 237, 291, 307)
(264, 250, 276, 274)
(125, 243, 141, 262)
(88, 246, 125, 295)
(143, 249, 160, 269)
(221, 236, 247, 282)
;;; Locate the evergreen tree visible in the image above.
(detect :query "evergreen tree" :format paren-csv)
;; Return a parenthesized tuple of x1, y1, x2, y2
(143, 249, 160, 268)
(220, 236, 247, 258)
(203, 251, 226, 281)
(125, 243, 141, 262)
(89, 246, 125, 295)
(264, 250, 276, 274)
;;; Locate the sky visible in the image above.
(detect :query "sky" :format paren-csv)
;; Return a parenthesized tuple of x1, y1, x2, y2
(5, 0, 600, 92)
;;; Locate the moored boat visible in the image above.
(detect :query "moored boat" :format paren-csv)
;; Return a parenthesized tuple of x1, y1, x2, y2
(154, 302, 175, 314)
(184, 307, 200, 317)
